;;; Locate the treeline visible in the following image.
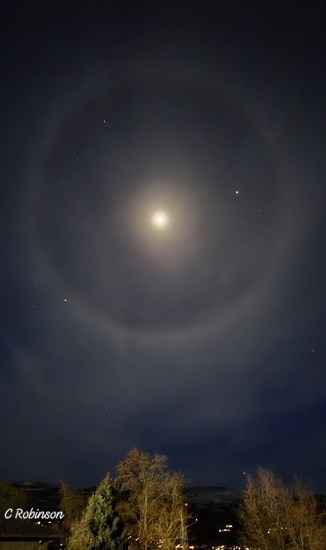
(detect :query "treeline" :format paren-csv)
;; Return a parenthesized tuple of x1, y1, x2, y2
(1, 450, 326, 549)
(59, 451, 326, 550)
(0, 480, 27, 510)
(60, 449, 188, 550)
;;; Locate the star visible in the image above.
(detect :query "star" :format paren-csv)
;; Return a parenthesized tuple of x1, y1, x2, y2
(235, 189, 239, 195)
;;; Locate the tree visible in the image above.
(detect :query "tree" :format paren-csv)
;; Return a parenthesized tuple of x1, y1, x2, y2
(238, 468, 326, 550)
(115, 448, 189, 550)
(59, 482, 88, 533)
(0, 480, 27, 512)
(153, 473, 188, 550)
(69, 473, 126, 550)
(286, 481, 326, 550)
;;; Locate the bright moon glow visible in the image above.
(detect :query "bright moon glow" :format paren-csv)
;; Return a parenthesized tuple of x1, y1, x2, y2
(152, 211, 168, 228)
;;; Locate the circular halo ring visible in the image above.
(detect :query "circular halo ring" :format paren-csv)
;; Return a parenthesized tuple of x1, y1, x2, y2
(26, 64, 299, 343)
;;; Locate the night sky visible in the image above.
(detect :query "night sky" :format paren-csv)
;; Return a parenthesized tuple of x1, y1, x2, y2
(1, 1, 325, 492)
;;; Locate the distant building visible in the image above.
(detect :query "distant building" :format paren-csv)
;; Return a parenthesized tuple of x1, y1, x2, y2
(0, 517, 65, 550)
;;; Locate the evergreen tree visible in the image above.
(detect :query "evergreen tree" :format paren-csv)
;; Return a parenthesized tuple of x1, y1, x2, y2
(69, 474, 126, 550)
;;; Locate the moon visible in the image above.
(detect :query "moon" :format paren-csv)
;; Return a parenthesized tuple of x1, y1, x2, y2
(152, 211, 168, 229)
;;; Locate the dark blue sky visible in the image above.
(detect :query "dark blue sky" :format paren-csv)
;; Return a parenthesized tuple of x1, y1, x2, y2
(0, 1, 325, 491)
